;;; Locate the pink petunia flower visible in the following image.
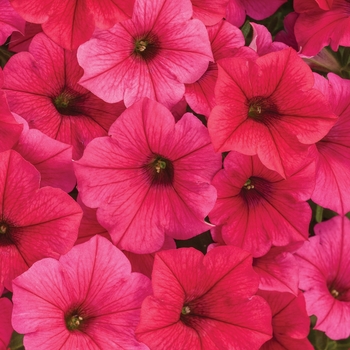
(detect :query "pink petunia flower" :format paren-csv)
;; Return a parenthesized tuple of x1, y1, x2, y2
(294, 0, 350, 56)
(208, 151, 314, 257)
(0, 149, 82, 291)
(226, 0, 287, 27)
(136, 246, 273, 349)
(10, 0, 134, 50)
(191, 0, 229, 25)
(74, 98, 221, 254)
(77, 0, 213, 109)
(11, 114, 76, 192)
(0, 0, 25, 45)
(3, 32, 125, 159)
(311, 73, 350, 215)
(295, 215, 350, 340)
(0, 298, 13, 349)
(208, 47, 337, 177)
(258, 290, 313, 350)
(12, 235, 151, 349)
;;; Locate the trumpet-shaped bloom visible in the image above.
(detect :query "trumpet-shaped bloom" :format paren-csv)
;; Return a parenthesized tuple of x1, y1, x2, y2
(0, 0, 25, 45)
(209, 151, 314, 257)
(0, 150, 82, 291)
(12, 235, 151, 349)
(295, 216, 350, 340)
(258, 290, 313, 350)
(78, 0, 213, 109)
(311, 73, 350, 215)
(10, 0, 134, 49)
(208, 48, 337, 177)
(75, 98, 221, 254)
(4, 33, 125, 159)
(294, 0, 350, 56)
(136, 246, 272, 349)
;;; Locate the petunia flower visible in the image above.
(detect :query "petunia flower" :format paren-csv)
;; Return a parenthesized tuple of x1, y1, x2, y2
(294, 0, 350, 56)
(3, 32, 125, 159)
(74, 98, 221, 254)
(258, 290, 313, 350)
(10, 0, 134, 50)
(208, 151, 314, 257)
(0, 0, 25, 45)
(136, 246, 273, 349)
(0, 149, 82, 291)
(77, 0, 213, 109)
(12, 235, 151, 349)
(295, 215, 350, 340)
(311, 73, 350, 215)
(226, 0, 287, 27)
(208, 47, 337, 178)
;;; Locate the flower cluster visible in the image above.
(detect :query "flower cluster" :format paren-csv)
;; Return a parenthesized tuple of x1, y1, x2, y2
(1, 0, 350, 349)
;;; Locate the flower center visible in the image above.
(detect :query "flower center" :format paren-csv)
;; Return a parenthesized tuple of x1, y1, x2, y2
(331, 289, 339, 298)
(66, 313, 84, 331)
(145, 155, 174, 186)
(181, 305, 191, 315)
(243, 178, 254, 190)
(247, 96, 278, 123)
(0, 223, 8, 234)
(133, 34, 159, 61)
(53, 88, 80, 116)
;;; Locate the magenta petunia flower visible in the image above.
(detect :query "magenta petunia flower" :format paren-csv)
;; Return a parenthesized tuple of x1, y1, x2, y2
(258, 290, 313, 350)
(0, 0, 25, 45)
(311, 73, 350, 215)
(191, 0, 229, 25)
(0, 297, 13, 349)
(294, 0, 350, 56)
(208, 151, 314, 257)
(11, 114, 76, 192)
(77, 0, 213, 109)
(3, 32, 125, 159)
(136, 246, 272, 349)
(75, 98, 221, 254)
(0, 150, 82, 291)
(295, 215, 350, 340)
(12, 235, 151, 349)
(184, 19, 246, 118)
(253, 246, 299, 295)
(10, 0, 134, 50)
(208, 47, 337, 177)
(226, 0, 287, 27)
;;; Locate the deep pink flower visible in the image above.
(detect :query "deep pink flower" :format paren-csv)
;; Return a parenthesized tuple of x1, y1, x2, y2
(8, 22, 42, 52)
(78, 0, 213, 109)
(208, 47, 337, 177)
(4, 33, 125, 159)
(295, 216, 350, 340)
(184, 19, 246, 118)
(294, 0, 350, 56)
(75, 98, 221, 253)
(12, 114, 75, 192)
(311, 73, 350, 215)
(10, 0, 134, 50)
(254, 246, 299, 295)
(209, 151, 314, 257)
(191, 0, 229, 25)
(136, 246, 272, 349)
(226, 0, 287, 27)
(12, 235, 151, 349)
(0, 0, 25, 45)
(258, 290, 313, 350)
(249, 23, 288, 56)
(0, 150, 82, 291)
(0, 298, 13, 349)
